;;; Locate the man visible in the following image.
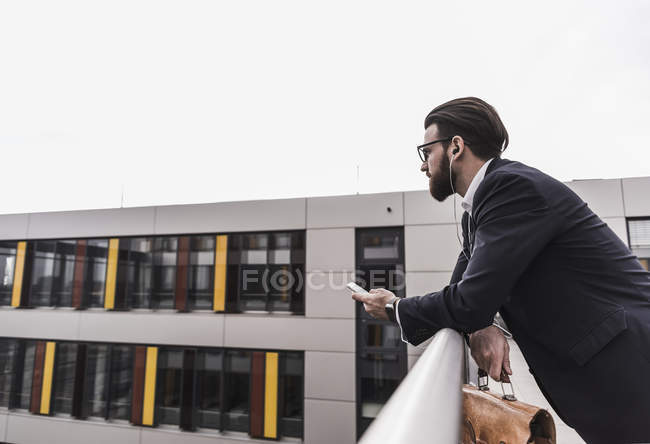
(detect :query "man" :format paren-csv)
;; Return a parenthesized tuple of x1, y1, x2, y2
(352, 97, 650, 443)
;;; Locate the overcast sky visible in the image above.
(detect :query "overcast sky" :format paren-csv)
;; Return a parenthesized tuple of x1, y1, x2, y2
(0, 0, 648, 214)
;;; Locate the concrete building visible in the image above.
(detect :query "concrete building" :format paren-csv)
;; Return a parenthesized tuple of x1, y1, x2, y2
(0, 176, 648, 444)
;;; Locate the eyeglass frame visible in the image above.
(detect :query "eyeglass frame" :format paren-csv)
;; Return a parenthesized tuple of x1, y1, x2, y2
(417, 137, 453, 163)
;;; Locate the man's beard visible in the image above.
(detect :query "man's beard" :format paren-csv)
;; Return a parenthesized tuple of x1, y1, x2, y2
(429, 152, 454, 202)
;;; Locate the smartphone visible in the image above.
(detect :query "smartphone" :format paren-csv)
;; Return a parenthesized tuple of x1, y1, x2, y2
(346, 282, 369, 294)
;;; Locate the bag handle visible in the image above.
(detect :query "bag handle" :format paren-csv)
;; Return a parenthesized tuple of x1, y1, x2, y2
(478, 368, 517, 401)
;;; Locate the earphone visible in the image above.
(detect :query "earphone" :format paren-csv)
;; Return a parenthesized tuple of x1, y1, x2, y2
(450, 144, 470, 261)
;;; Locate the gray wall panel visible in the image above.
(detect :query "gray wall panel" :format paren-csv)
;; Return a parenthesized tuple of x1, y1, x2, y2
(404, 190, 464, 225)
(602, 217, 628, 245)
(405, 224, 460, 272)
(306, 228, 355, 272)
(307, 192, 403, 229)
(27, 207, 156, 239)
(305, 351, 355, 402)
(564, 179, 624, 218)
(154, 198, 306, 235)
(622, 177, 650, 217)
(0, 411, 6, 442)
(405, 271, 452, 298)
(0, 214, 29, 240)
(0, 309, 80, 341)
(141, 427, 271, 444)
(5, 413, 140, 444)
(0, 309, 226, 347)
(305, 271, 355, 319)
(304, 399, 356, 444)
(78, 311, 225, 347)
(224, 316, 354, 352)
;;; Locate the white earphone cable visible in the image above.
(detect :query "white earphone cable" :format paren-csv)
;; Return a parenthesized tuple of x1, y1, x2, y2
(451, 151, 470, 262)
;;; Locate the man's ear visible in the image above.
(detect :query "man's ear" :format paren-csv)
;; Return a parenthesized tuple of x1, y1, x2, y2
(450, 135, 466, 159)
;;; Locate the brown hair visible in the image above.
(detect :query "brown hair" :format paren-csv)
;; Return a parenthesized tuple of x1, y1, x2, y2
(424, 97, 509, 160)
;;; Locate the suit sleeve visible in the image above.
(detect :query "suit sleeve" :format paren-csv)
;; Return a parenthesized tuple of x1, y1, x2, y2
(397, 172, 563, 345)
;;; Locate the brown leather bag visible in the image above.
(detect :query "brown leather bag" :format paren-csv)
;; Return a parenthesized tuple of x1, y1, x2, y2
(462, 370, 556, 444)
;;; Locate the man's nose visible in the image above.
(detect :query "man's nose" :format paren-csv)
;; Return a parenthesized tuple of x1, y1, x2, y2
(420, 162, 428, 172)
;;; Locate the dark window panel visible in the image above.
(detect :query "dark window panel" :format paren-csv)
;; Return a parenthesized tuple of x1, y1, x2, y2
(188, 236, 215, 310)
(355, 227, 407, 439)
(84, 344, 110, 418)
(152, 237, 177, 309)
(267, 264, 299, 312)
(223, 349, 250, 432)
(280, 352, 304, 438)
(358, 231, 400, 262)
(241, 234, 268, 265)
(180, 349, 197, 431)
(52, 343, 78, 415)
(84, 240, 109, 308)
(290, 231, 306, 264)
(13, 341, 36, 409)
(239, 265, 267, 311)
(363, 322, 402, 350)
(0, 241, 17, 306)
(71, 344, 87, 418)
(359, 352, 403, 417)
(109, 345, 133, 420)
(126, 238, 153, 309)
(52, 240, 77, 307)
(29, 241, 57, 307)
(195, 350, 221, 430)
(268, 233, 291, 264)
(249, 351, 265, 438)
(0, 339, 18, 407)
(155, 348, 182, 426)
(174, 236, 191, 312)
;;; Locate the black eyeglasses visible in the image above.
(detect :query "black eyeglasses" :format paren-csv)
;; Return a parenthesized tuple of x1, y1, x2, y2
(417, 138, 452, 163)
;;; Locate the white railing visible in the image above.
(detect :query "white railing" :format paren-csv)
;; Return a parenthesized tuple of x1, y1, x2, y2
(359, 328, 466, 444)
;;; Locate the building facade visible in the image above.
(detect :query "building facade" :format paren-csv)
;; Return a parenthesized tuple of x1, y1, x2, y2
(0, 176, 648, 444)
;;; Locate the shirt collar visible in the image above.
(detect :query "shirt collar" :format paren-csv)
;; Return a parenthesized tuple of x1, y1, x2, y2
(461, 158, 495, 216)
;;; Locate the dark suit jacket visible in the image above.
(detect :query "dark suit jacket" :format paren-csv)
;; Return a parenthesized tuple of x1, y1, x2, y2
(398, 158, 650, 443)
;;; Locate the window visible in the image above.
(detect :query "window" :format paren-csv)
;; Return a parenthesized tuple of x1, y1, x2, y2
(226, 231, 305, 313)
(0, 339, 17, 407)
(84, 344, 110, 417)
(13, 341, 36, 410)
(51, 240, 77, 307)
(0, 339, 304, 438)
(223, 349, 250, 432)
(628, 219, 650, 271)
(52, 343, 78, 415)
(152, 237, 178, 309)
(84, 240, 109, 307)
(28, 240, 79, 307)
(195, 349, 222, 429)
(358, 352, 403, 418)
(280, 351, 304, 438)
(188, 236, 215, 310)
(123, 238, 153, 309)
(355, 227, 407, 438)
(29, 241, 57, 306)
(0, 241, 17, 306)
(108, 345, 133, 420)
(156, 348, 183, 426)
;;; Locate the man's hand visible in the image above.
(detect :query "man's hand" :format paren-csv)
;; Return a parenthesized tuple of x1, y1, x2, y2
(351, 288, 396, 321)
(469, 325, 513, 382)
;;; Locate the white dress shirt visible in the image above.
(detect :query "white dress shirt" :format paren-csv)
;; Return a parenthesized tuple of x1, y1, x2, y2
(395, 158, 495, 344)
